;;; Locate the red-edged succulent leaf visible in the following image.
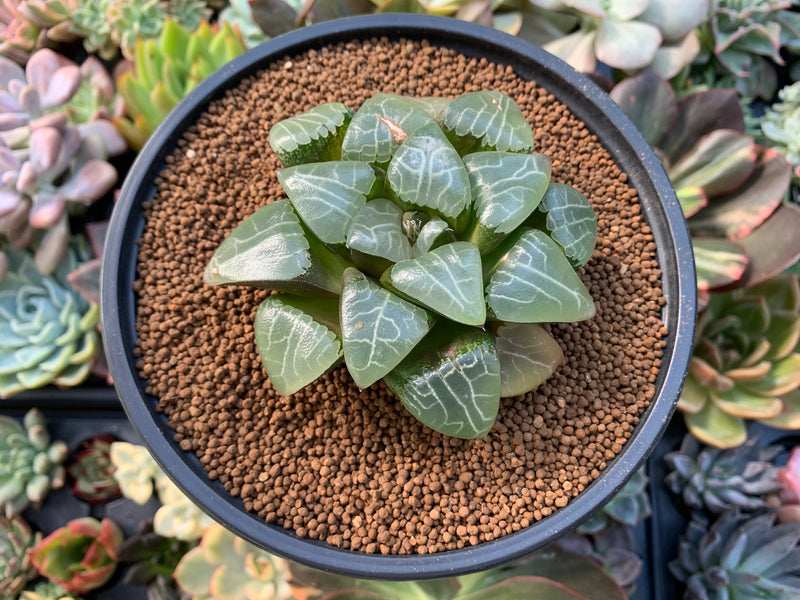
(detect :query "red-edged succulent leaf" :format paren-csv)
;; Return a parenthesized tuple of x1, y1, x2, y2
(688, 147, 792, 240)
(676, 185, 708, 218)
(692, 237, 748, 291)
(608, 69, 676, 147)
(660, 88, 745, 164)
(457, 576, 592, 600)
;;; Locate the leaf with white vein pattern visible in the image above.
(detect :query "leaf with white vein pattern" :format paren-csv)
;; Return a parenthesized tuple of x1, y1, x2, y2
(384, 323, 501, 439)
(277, 161, 383, 245)
(439, 91, 534, 155)
(203, 200, 350, 296)
(529, 183, 597, 268)
(382, 242, 486, 326)
(340, 268, 435, 389)
(387, 122, 471, 231)
(254, 295, 342, 396)
(341, 94, 435, 165)
(412, 217, 455, 257)
(463, 151, 552, 253)
(268, 102, 354, 167)
(485, 229, 595, 323)
(494, 322, 563, 396)
(347, 198, 412, 264)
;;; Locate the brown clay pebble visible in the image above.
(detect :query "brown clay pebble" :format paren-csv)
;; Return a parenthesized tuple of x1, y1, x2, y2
(134, 38, 666, 554)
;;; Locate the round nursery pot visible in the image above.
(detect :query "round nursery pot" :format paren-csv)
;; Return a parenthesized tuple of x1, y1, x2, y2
(102, 14, 696, 579)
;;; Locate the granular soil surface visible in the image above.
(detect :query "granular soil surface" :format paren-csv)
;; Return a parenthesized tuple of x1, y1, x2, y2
(133, 38, 667, 554)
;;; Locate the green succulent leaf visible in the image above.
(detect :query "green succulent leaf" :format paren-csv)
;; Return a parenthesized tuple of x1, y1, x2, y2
(529, 183, 597, 268)
(691, 237, 748, 291)
(341, 93, 435, 165)
(382, 242, 486, 326)
(743, 354, 800, 397)
(684, 396, 748, 449)
(347, 198, 412, 273)
(340, 268, 435, 389)
(438, 91, 534, 155)
(254, 296, 343, 396)
(384, 323, 501, 439)
(712, 386, 783, 419)
(494, 322, 563, 397)
(676, 186, 708, 218)
(484, 229, 595, 323)
(203, 200, 350, 296)
(462, 152, 552, 254)
(268, 102, 355, 167)
(412, 217, 455, 257)
(386, 122, 471, 231)
(277, 161, 383, 245)
(760, 388, 800, 429)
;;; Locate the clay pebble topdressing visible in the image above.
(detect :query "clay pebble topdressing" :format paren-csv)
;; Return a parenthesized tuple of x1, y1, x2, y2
(133, 38, 667, 555)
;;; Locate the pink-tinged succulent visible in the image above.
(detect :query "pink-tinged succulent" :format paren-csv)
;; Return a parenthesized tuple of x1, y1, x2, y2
(0, 0, 79, 65)
(777, 446, 800, 523)
(610, 69, 798, 300)
(0, 47, 125, 274)
(66, 434, 120, 505)
(29, 516, 124, 594)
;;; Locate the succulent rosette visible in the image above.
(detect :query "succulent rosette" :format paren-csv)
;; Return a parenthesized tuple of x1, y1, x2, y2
(66, 434, 120, 504)
(777, 446, 800, 523)
(0, 514, 40, 599)
(206, 91, 597, 439)
(0, 0, 78, 65)
(29, 516, 124, 594)
(578, 468, 651, 533)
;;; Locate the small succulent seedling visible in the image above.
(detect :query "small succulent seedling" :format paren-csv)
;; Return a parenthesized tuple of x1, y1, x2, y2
(206, 91, 597, 439)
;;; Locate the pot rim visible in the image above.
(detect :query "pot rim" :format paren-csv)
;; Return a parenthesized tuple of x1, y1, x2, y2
(101, 13, 696, 579)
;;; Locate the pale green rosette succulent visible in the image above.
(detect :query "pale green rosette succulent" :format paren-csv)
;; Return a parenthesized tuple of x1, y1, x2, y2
(0, 514, 41, 599)
(0, 238, 100, 398)
(761, 81, 800, 176)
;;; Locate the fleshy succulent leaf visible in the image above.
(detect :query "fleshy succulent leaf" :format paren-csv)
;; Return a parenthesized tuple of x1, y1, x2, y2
(692, 238, 748, 291)
(608, 69, 676, 147)
(494, 322, 563, 397)
(684, 398, 748, 449)
(529, 183, 597, 268)
(203, 200, 350, 296)
(462, 151, 551, 254)
(412, 217, 455, 257)
(269, 102, 355, 167)
(595, 19, 662, 71)
(340, 268, 435, 389)
(277, 161, 383, 245)
(384, 323, 501, 439)
(254, 296, 343, 396)
(347, 198, 413, 275)
(484, 229, 595, 323)
(382, 241, 486, 326)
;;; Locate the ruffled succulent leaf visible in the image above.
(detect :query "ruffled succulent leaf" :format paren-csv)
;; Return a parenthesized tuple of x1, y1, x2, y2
(277, 161, 383, 245)
(608, 69, 676, 147)
(692, 238, 748, 291)
(268, 102, 354, 167)
(493, 322, 562, 397)
(203, 200, 350, 296)
(386, 122, 471, 231)
(384, 323, 501, 439)
(254, 296, 342, 396)
(340, 268, 435, 389)
(528, 183, 596, 269)
(381, 242, 486, 326)
(484, 229, 595, 323)
(412, 217, 455, 257)
(462, 152, 551, 254)
(347, 198, 412, 276)
(438, 91, 534, 155)
(342, 93, 435, 165)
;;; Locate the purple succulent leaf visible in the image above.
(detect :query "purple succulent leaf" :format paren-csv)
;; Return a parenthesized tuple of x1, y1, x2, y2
(0, 90, 24, 112)
(29, 190, 65, 228)
(0, 145, 21, 171)
(0, 56, 25, 90)
(85, 219, 108, 258)
(67, 257, 100, 305)
(692, 237, 748, 291)
(41, 64, 81, 109)
(29, 125, 63, 174)
(18, 84, 40, 114)
(1, 170, 17, 186)
(7, 79, 25, 98)
(609, 69, 676, 147)
(50, 123, 80, 176)
(595, 20, 662, 71)
(34, 215, 69, 274)
(687, 147, 792, 240)
(0, 113, 29, 130)
(669, 130, 756, 197)
(80, 57, 115, 105)
(0, 196, 32, 234)
(78, 121, 127, 157)
(660, 89, 744, 163)
(15, 160, 36, 193)
(0, 188, 21, 216)
(719, 204, 800, 291)
(30, 111, 68, 132)
(25, 48, 71, 98)
(603, 547, 642, 588)
(0, 124, 30, 148)
(59, 159, 117, 204)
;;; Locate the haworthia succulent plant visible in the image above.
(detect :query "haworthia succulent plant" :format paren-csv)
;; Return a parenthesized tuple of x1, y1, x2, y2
(205, 91, 597, 439)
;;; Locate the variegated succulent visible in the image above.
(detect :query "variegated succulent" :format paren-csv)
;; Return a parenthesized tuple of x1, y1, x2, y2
(610, 69, 799, 296)
(761, 80, 800, 180)
(19, 582, 82, 600)
(0, 0, 78, 65)
(669, 510, 800, 599)
(206, 91, 597, 439)
(665, 433, 782, 513)
(678, 275, 800, 448)
(0, 514, 40, 599)
(578, 468, 652, 534)
(0, 238, 101, 397)
(692, 0, 800, 99)
(174, 524, 290, 600)
(0, 408, 67, 517)
(0, 48, 124, 275)
(66, 434, 120, 504)
(113, 19, 246, 150)
(528, 0, 709, 77)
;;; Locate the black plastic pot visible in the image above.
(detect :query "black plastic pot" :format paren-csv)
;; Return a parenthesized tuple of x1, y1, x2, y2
(102, 14, 696, 580)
